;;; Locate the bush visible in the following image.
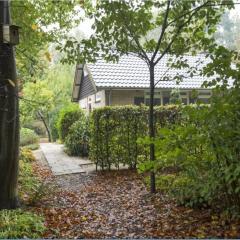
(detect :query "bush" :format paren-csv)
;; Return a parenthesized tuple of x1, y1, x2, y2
(18, 149, 42, 203)
(24, 121, 46, 137)
(0, 210, 45, 239)
(20, 128, 39, 147)
(57, 104, 85, 142)
(19, 147, 36, 162)
(65, 119, 89, 157)
(141, 87, 240, 216)
(90, 105, 179, 170)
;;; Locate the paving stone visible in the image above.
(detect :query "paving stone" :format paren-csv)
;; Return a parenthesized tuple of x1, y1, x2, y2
(40, 143, 94, 176)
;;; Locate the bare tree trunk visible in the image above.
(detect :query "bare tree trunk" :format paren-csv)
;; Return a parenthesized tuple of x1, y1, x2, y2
(0, 0, 20, 209)
(149, 63, 156, 193)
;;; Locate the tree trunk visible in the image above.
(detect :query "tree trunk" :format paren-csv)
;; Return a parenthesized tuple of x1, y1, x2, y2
(0, 0, 20, 209)
(38, 111, 52, 142)
(149, 63, 156, 193)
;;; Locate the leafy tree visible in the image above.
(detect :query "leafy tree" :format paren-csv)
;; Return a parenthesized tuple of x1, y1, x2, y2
(20, 81, 54, 142)
(20, 63, 74, 142)
(59, 0, 234, 193)
(0, 0, 81, 209)
(11, 0, 81, 82)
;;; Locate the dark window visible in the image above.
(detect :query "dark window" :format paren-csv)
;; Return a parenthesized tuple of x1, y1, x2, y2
(182, 98, 188, 105)
(88, 103, 92, 112)
(163, 97, 170, 105)
(134, 97, 144, 106)
(190, 98, 196, 104)
(145, 98, 161, 106)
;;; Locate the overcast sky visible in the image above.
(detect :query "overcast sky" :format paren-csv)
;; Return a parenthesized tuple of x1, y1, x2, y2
(77, 5, 240, 38)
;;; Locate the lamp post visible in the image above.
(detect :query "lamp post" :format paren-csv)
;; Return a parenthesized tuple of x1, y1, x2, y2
(0, 0, 20, 209)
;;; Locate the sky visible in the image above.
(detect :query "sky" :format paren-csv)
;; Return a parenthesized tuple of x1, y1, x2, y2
(77, 4, 240, 38)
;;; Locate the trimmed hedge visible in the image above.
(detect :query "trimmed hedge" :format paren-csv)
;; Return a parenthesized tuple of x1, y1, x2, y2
(89, 105, 179, 170)
(57, 104, 85, 142)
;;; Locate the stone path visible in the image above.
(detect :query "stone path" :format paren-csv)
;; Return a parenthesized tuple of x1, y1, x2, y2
(40, 143, 95, 175)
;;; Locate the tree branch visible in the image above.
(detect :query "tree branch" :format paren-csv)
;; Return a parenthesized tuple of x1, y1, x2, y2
(165, 1, 240, 30)
(118, 9, 150, 62)
(151, 0, 171, 62)
(154, 1, 211, 66)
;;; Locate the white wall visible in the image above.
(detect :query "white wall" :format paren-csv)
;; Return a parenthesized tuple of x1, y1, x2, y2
(79, 90, 106, 113)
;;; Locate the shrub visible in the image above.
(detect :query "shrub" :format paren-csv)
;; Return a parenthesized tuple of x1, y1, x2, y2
(24, 120, 46, 136)
(170, 88, 182, 104)
(20, 128, 39, 147)
(141, 87, 240, 216)
(18, 149, 42, 203)
(48, 106, 62, 141)
(18, 160, 41, 202)
(0, 209, 45, 239)
(19, 147, 36, 162)
(65, 119, 89, 157)
(90, 105, 179, 170)
(57, 104, 85, 142)
(23, 143, 40, 150)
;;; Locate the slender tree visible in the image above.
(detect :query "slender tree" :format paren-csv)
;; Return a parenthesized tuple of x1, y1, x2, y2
(60, 0, 234, 193)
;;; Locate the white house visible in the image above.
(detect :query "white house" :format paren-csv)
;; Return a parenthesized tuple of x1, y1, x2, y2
(72, 54, 212, 112)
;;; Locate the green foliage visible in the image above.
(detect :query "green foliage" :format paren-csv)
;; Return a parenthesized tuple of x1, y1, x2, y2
(20, 128, 39, 147)
(142, 87, 240, 215)
(170, 88, 182, 104)
(65, 119, 89, 157)
(20, 81, 54, 126)
(24, 120, 46, 136)
(57, 104, 85, 142)
(90, 105, 179, 169)
(11, 0, 81, 81)
(19, 148, 36, 162)
(18, 159, 41, 203)
(0, 209, 45, 239)
(60, 0, 232, 74)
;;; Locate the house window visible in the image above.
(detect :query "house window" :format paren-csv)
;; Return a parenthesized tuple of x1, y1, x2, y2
(163, 97, 170, 105)
(145, 98, 161, 106)
(88, 103, 92, 112)
(95, 92, 101, 103)
(182, 98, 188, 105)
(134, 97, 144, 106)
(190, 98, 196, 104)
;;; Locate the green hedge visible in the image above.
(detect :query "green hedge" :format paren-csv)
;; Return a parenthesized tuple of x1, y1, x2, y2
(56, 104, 85, 142)
(89, 105, 179, 170)
(65, 119, 89, 157)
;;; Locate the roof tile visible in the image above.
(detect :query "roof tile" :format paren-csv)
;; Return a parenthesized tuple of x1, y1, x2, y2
(87, 54, 212, 89)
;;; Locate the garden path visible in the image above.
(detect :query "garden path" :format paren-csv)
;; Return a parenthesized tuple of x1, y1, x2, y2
(39, 143, 95, 175)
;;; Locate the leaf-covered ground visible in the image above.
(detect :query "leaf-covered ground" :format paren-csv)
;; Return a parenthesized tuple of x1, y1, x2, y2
(30, 160, 240, 238)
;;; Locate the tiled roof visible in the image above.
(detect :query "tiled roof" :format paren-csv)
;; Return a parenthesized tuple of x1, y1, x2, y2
(87, 54, 211, 89)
